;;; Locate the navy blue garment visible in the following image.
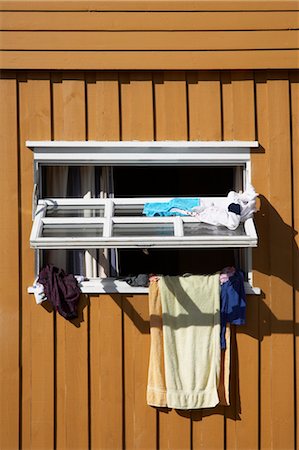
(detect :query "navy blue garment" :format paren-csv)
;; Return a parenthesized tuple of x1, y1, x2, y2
(228, 203, 241, 215)
(220, 270, 246, 349)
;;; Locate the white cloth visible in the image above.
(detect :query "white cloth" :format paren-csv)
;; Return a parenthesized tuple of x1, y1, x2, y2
(191, 184, 258, 230)
(33, 280, 47, 305)
(194, 205, 240, 230)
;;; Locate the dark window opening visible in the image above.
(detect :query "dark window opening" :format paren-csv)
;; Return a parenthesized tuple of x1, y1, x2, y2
(118, 248, 238, 277)
(113, 166, 235, 197)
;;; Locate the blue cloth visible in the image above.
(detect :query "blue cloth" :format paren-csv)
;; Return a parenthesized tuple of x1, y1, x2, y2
(143, 197, 200, 217)
(220, 270, 246, 349)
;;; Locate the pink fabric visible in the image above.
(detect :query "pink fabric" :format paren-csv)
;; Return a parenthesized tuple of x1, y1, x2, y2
(219, 266, 236, 285)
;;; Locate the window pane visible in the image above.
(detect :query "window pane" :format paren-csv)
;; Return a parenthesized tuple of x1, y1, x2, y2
(112, 223, 174, 237)
(114, 205, 145, 216)
(43, 224, 104, 237)
(184, 223, 246, 237)
(46, 206, 105, 217)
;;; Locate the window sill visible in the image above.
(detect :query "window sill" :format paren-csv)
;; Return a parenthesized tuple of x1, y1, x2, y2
(28, 278, 261, 296)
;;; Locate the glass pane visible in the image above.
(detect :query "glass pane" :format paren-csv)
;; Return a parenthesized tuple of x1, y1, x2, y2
(113, 223, 174, 237)
(114, 205, 145, 217)
(46, 206, 105, 218)
(43, 224, 104, 237)
(184, 223, 246, 237)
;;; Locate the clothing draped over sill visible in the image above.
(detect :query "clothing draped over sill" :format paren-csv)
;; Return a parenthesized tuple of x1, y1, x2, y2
(143, 185, 258, 230)
(143, 197, 201, 217)
(37, 264, 82, 320)
(147, 271, 246, 410)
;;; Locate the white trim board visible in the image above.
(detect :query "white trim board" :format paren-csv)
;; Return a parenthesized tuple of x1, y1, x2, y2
(27, 140, 258, 166)
(27, 140, 259, 148)
(28, 279, 261, 296)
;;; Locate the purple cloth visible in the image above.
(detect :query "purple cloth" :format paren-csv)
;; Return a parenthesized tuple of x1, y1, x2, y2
(220, 270, 246, 349)
(38, 264, 81, 320)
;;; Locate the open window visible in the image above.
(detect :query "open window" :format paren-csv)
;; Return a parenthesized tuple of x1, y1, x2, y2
(27, 141, 259, 293)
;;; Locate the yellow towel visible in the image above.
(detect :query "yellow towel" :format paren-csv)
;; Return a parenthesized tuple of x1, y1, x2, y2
(147, 281, 167, 407)
(147, 277, 230, 409)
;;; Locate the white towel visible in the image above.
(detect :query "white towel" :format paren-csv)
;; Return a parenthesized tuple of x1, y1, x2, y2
(159, 275, 221, 409)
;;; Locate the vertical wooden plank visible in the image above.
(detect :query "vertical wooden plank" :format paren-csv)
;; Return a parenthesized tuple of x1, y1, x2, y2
(87, 71, 123, 449)
(120, 72, 157, 449)
(0, 73, 19, 450)
(154, 71, 188, 141)
(290, 71, 299, 450)
(230, 71, 256, 140)
(154, 71, 191, 450)
(18, 72, 54, 450)
(253, 70, 272, 450)
(89, 294, 123, 450)
(221, 72, 233, 141)
(188, 71, 221, 141)
(267, 72, 294, 450)
(188, 70, 225, 450)
(123, 295, 156, 450)
(86, 71, 120, 141)
(225, 71, 260, 450)
(52, 72, 89, 450)
(120, 72, 154, 140)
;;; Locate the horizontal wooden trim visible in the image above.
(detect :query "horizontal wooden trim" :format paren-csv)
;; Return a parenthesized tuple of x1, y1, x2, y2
(1, 1, 299, 12)
(2, 30, 298, 51)
(2, 11, 298, 31)
(1, 49, 299, 69)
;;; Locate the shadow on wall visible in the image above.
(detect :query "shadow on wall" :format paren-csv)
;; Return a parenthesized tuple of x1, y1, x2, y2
(40, 195, 298, 420)
(254, 194, 298, 291)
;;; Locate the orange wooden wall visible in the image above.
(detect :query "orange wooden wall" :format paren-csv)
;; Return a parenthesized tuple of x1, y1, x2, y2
(1, 0, 299, 70)
(0, 69, 298, 450)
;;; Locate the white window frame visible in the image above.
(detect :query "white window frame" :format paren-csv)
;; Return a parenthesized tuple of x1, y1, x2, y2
(30, 197, 257, 250)
(27, 140, 260, 294)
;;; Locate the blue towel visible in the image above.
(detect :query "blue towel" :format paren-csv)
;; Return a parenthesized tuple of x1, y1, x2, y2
(220, 270, 246, 349)
(143, 198, 200, 217)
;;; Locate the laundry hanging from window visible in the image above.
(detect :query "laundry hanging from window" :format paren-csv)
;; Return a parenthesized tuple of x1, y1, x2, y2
(147, 269, 246, 409)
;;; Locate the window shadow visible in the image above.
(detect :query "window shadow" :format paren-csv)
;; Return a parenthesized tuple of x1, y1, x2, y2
(253, 194, 298, 292)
